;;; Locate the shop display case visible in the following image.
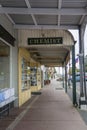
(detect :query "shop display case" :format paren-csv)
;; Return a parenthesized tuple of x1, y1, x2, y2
(30, 67, 37, 86)
(30, 67, 41, 87)
(21, 58, 30, 90)
(37, 67, 41, 86)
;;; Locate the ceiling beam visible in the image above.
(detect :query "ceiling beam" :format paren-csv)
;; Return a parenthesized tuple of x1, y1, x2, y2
(79, 15, 85, 25)
(24, 0, 37, 25)
(40, 62, 62, 65)
(32, 57, 63, 59)
(5, 13, 15, 24)
(42, 62, 62, 64)
(58, 0, 62, 11)
(58, 0, 62, 26)
(45, 65, 62, 67)
(14, 24, 78, 29)
(37, 59, 62, 61)
(0, 7, 86, 15)
(81, 16, 87, 25)
(29, 50, 68, 52)
(0, 5, 15, 25)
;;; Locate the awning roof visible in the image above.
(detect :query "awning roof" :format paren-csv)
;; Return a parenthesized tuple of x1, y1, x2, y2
(0, 0, 87, 66)
(0, 0, 87, 30)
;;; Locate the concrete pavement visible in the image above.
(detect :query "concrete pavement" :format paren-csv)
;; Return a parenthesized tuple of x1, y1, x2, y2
(7, 79, 87, 130)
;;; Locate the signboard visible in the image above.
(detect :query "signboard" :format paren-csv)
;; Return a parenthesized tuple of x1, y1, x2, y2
(28, 37, 63, 45)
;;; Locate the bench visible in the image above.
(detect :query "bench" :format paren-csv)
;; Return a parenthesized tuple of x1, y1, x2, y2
(0, 88, 17, 117)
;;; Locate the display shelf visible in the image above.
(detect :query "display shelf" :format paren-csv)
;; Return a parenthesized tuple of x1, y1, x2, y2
(37, 67, 41, 86)
(21, 58, 30, 90)
(30, 67, 37, 86)
(30, 67, 41, 87)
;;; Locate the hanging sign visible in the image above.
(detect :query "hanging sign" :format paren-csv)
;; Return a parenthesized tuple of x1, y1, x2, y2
(28, 37, 63, 45)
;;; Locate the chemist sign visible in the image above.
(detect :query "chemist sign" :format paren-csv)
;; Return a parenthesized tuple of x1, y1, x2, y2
(28, 37, 63, 45)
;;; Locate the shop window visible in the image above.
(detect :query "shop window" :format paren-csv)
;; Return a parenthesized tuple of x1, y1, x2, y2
(30, 67, 37, 86)
(0, 40, 10, 90)
(21, 58, 30, 90)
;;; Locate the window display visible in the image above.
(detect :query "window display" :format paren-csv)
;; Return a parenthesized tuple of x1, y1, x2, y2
(30, 67, 41, 86)
(21, 58, 30, 90)
(30, 67, 37, 86)
(37, 67, 41, 86)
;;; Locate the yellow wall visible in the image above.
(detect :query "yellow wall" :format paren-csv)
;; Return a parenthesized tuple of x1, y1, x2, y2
(30, 86, 39, 92)
(18, 48, 42, 106)
(18, 48, 31, 107)
(30, 85, 41, 92)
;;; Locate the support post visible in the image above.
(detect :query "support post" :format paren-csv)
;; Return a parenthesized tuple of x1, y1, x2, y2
(65, 64, 67, 93)
(62, 66, 64, 88)
(72, 45, 77, 105)
(78, 24, 87, 107)
(79, 26, 84, 97)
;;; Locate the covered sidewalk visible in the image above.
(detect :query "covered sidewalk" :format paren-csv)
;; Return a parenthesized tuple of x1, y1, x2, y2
(6, 79, 87, 130)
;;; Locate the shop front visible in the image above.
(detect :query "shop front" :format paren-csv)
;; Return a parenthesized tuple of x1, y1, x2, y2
(18, 48, 42, 107)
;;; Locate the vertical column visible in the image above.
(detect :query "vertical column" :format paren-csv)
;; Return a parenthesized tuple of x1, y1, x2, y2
(72, 45, 77, 105)
(79, 26, 84, 97)
(68, 61, 71, 87)
(65, 64, 67, 93)
(62, 66, 64, 88)
(79, 24, 87, 106)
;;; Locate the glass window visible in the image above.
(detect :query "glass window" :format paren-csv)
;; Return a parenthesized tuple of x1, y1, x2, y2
(0, 40, 10, 90)
(21, 58, 30, 90)
(30, 67, 37, 86)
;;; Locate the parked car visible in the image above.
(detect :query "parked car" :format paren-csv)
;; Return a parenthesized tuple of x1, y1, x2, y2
(56, 77, 63, 81)
(76, 74, 80, 82)
(76, 73, 87, 82)
(71, 73, 87, 82)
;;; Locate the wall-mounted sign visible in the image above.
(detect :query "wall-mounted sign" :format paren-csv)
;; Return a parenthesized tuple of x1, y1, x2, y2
(28, 37, 63, 45)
